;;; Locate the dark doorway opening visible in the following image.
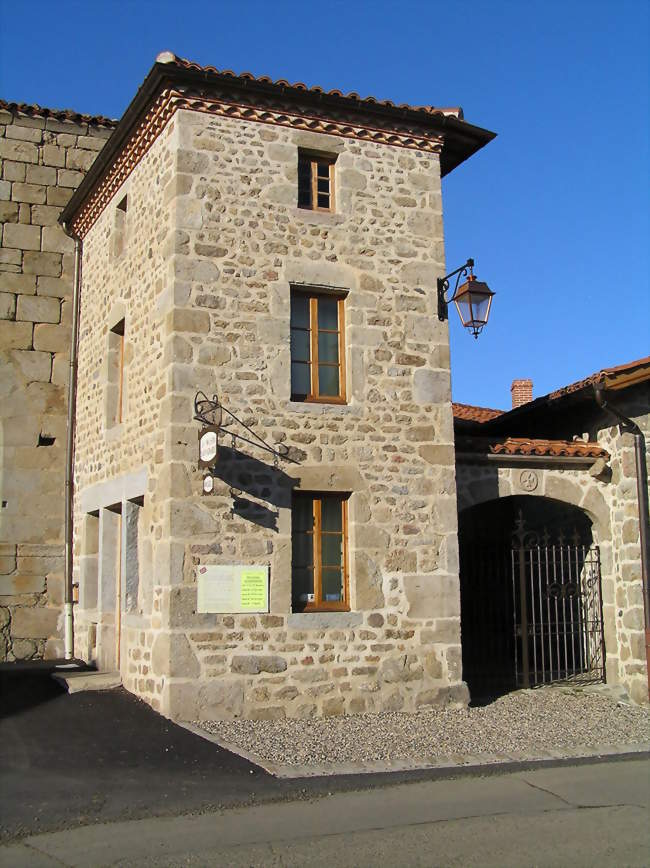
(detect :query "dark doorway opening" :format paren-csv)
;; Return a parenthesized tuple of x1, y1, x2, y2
(459, 495, 601, 702)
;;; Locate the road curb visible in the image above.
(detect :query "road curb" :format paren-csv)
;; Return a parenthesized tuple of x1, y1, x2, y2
(176, 720, 650, 779)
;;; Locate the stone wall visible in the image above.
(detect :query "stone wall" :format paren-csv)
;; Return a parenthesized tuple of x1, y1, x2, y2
(72, 106, 465, 719)
(591, 384, 649, 703)
(71, 118, 177, 704)
(0, 105, 114, 661)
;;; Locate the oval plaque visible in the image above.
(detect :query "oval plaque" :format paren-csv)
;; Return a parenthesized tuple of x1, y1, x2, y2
(519, 470, 539, 492)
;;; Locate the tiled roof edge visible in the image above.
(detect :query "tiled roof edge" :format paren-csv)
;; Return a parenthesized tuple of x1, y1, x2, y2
(0, 99, 118, 127)
(457, 436, 609, 460)
(162, 53, 464, 120)
(453, 402, 505, 423)
(547, 355, 650, 400)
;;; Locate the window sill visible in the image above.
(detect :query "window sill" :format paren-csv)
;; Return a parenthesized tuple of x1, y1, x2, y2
(105, 422, 124, 443)
(287, 400, 357, 415)
(291, 207, 345, 226)
(288, 612, 362, 629)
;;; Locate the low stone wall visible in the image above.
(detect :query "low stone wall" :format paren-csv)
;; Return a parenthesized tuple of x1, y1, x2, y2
(0, 104, 114, 660)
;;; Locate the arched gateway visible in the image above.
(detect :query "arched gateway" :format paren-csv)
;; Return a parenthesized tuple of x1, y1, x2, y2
(459, 495, 604, 699)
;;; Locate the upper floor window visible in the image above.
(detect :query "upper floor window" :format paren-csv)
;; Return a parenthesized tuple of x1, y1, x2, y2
(107, 318, 125, 427)
(111, 195, 128, 259)
(298, 152, 335, 211)
(292, 492, 349, 612)
(290, 289, 346, 403)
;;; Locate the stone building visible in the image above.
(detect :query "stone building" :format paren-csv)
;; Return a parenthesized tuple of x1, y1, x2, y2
(2, 54, 647, 715)
(454, 357, 650, 705)
(58, 52, 496, 720)
(0, 102, 115, 661)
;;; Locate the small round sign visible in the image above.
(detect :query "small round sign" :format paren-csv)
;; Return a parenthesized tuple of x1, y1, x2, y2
(203, 474, 214, 494)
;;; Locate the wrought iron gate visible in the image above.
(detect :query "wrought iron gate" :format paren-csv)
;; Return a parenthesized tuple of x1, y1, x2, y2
(512, 512, 605, 688)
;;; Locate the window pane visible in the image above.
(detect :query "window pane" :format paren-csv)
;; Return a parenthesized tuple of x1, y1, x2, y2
(290, 329, 310, 362)
(292, 532, 313, 567)
(318, 331, 339, 364)
(322, 568, 343, 602)
(317, 177, 330, 194)
(290, 295, 310, 329)
(292, 567, 314, 604)
(317, 297, 338, 330)
(317, 193, 330, 209)
(316, 162, 330, 179)
(298, 158, 312, 208)
(321, 533, 342, 567)
(321, 498, 343, 532)
(318, 364, 339, 396)
(292, 496, 314, 532)
(291, 362, 310, 396)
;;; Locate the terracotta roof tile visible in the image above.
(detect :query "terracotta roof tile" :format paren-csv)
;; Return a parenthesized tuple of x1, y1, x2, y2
(452, 402, 504, 423)
(457, 436, 609, 459)
(456, 356, 650, 431)
(162, 54, 464, 120)
(547, 355, 650, 400)
(0, 99, 117, 127)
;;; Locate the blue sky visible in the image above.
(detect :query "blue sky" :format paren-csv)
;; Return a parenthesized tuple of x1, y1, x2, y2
(1, 0, 647, 409)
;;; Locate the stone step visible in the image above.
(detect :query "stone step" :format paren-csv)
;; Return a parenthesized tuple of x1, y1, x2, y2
(52, 670, 122, 693)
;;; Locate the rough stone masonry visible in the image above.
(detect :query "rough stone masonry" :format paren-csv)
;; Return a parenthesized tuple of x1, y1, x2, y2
(0, 103, 115, 661)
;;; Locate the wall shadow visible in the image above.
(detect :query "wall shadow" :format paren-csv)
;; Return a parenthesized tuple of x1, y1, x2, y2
(210, 446, 297, 527)
(231, 496, 279, 531)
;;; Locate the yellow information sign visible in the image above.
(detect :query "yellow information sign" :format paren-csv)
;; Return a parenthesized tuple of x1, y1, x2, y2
(196, 564, 269, 613)
(240, 568, 268, 611)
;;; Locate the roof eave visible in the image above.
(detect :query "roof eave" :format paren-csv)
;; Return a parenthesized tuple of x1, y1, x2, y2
(61, 58, 496, 227)
(60, 61, 169, 229)
(456, 452, 602, 468)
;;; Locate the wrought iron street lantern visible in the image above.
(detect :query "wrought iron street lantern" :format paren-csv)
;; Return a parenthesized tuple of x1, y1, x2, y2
(437, 258, 494, 338)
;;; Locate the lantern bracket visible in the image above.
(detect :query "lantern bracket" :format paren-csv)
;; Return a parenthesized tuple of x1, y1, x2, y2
(437, 258, 474, 322)
(193, 391, 298, 466)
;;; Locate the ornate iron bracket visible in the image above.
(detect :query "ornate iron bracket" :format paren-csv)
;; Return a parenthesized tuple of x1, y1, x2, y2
(437, 258, 474, 322)
(194, 391, 298, 467)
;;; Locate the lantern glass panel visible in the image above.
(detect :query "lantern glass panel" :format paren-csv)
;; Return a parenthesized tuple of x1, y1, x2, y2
(454, 279, 493, 327)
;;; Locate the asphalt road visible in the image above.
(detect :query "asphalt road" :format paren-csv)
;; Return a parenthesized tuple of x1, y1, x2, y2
(2, 669, 649, 866)
(2, 758, 649, 866)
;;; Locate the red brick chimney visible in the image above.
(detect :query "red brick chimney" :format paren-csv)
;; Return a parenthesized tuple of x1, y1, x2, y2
(511, 378, 533, 408)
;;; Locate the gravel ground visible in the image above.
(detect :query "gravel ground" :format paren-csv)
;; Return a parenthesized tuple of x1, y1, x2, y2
(198, 688, 650, 767)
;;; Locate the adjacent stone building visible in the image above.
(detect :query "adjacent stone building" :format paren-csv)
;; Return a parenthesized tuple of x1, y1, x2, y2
(0, 103, 115, 661)
(59, 52, 496, 719)
(454, 358, 650, 705)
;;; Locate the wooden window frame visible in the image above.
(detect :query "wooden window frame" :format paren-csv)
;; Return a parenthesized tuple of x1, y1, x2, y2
(290, 289, 347, 404)
(292, 492, 350, 613)
(298, 152, 336, 212)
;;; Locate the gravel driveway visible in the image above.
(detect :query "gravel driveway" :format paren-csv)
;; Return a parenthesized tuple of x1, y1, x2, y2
(198, 688, 650, 769)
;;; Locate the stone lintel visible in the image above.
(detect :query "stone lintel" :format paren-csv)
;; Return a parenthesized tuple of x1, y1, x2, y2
(290, 465, 365, 492)
(79, 467, 148, 513)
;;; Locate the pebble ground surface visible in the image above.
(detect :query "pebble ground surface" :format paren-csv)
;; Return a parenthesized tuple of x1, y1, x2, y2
(198, 688, 650, 767)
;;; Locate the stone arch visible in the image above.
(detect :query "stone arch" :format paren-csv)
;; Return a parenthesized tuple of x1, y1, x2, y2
(457, 466, 612, 549)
